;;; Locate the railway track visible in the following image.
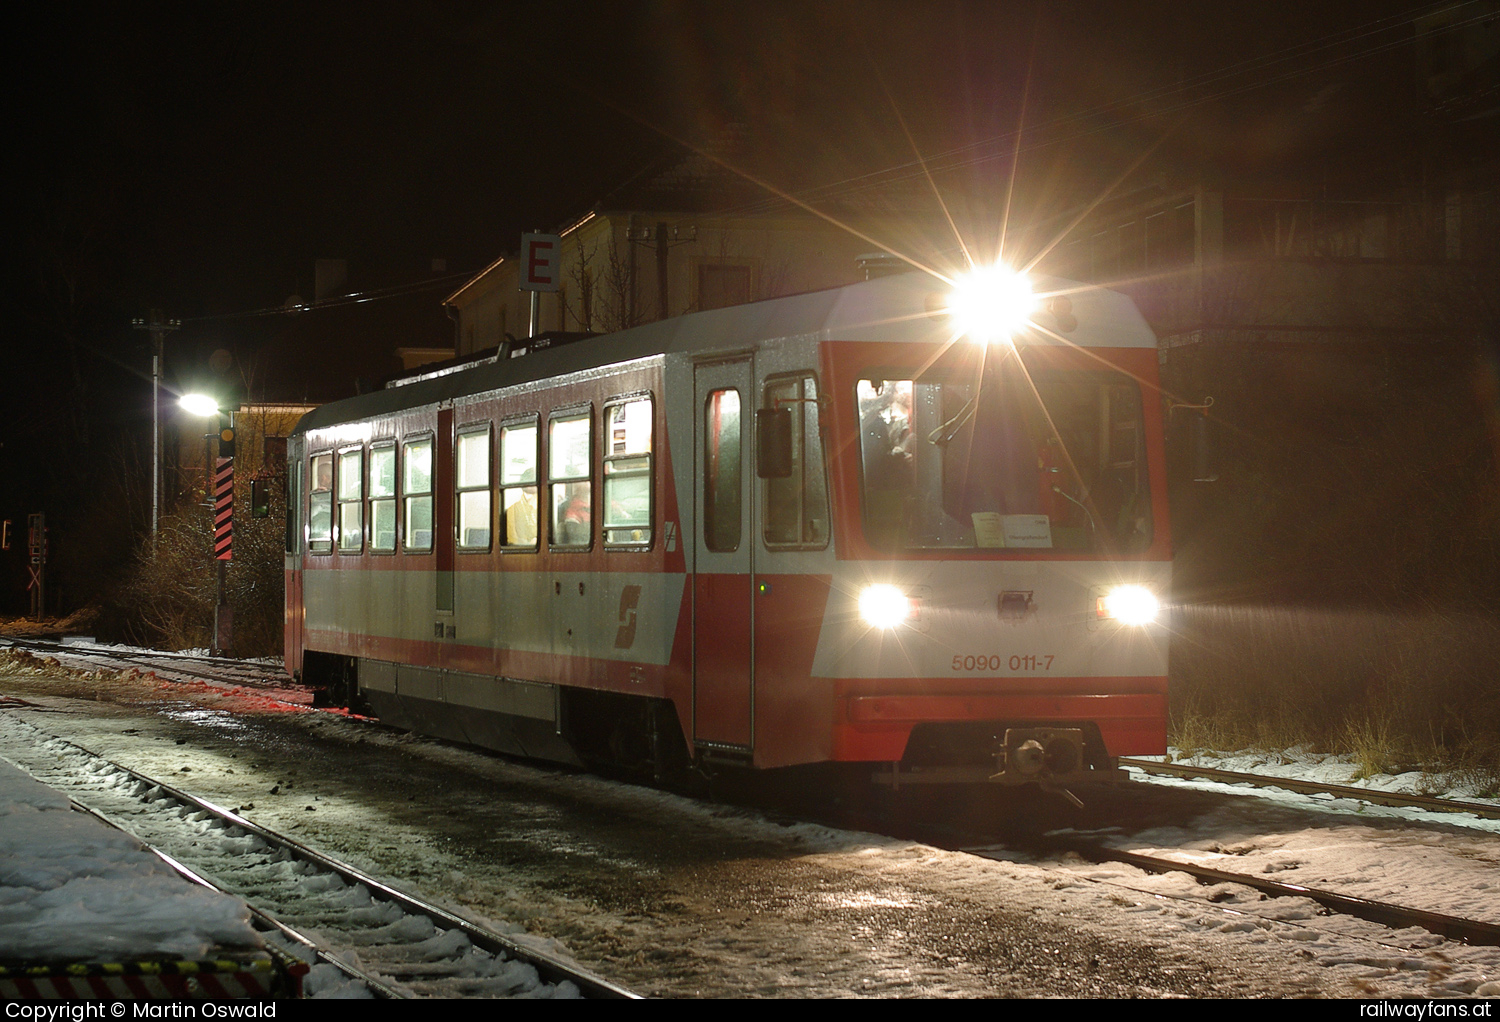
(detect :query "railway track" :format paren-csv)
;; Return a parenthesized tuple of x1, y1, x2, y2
(1120, 756, 1500, 821)
(11, 635, 1495, 825)
(0, 637, 300, 694)
(8, 638, 1497, 959)
(1022, 835, 1500, 948)
(0, 714, 638, 999)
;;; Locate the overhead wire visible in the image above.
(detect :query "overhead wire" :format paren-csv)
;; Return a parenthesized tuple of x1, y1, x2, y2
(180, 269, 481, 324)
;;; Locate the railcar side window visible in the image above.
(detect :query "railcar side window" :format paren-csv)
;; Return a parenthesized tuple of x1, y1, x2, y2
(370, 444, 397, 552)
(603, 397, 652, 547)
(500, 420, 539, 549)
(703, 388, 742, 552)
(762, 375, 828, 548)
(456, 426, 491, 550)
(337, 448, 363, 552)
(308, 453, 333, 553)
(549, 411, 592, 548)
(403, 436, 434, 552)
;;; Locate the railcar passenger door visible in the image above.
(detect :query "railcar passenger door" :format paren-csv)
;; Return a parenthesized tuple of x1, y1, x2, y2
(284, 440, 304, 676)
(693, 358, 754, 751)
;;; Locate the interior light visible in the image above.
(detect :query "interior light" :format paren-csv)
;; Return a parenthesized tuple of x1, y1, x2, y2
(1097, 585, 1160, 626)
(946, 265, 1036, 343)
(859, 584, 911, 629)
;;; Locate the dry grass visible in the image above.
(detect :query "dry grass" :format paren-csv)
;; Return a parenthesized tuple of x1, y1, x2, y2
(1169, 603, 1500, 783)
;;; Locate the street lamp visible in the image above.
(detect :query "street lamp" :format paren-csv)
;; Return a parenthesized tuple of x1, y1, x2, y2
(179, 393, 218, 418)
(178, 392, 232, 654)
(178, 393, 220, 500)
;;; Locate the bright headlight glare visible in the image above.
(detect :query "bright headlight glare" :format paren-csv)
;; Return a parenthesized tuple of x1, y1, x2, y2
(1098, 585, 1160, 626)
(947, 265, 1035, 343)
(859, 584, 911, 629)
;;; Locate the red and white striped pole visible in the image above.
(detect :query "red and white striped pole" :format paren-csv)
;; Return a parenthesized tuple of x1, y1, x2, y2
(213, 415, 235, 654)
(213, 457, 233, 561)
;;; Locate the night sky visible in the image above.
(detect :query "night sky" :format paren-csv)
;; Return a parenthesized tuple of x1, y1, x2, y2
(6, 0, 1439, 611)
(15, 2, 1422, 313)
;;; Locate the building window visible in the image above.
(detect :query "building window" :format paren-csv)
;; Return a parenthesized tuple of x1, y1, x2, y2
(500, 419, 539, 549)
(456, 426, 491, 550)
(403, 436, 434, 551)
(370, 443, 397, 552)
(603, 397, 652, 547)
(700, 264, 751, 311)
(1145, 202, 1195, 270)
(549, 410, 592, 548)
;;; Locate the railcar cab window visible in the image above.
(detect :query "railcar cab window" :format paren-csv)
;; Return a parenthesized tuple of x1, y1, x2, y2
(856, 353, 1153, 553)
(369, 443, 397, 553)
(603, 397, 652, 547)
(500, 419, 539, 549)
(403, 436, 434, 552)
(337, 448, 363, 552)
(549, 410, 592, 548)
(763, 374, 829, 549)
(456, 426, 491, 551)
(308, 452, 333, 553)
(703, 388, 742, 552)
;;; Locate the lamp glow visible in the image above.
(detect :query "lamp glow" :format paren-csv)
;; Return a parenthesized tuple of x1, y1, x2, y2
(947, 265, 1036, 343)
(179, 394, 219, 417)
(859, 584, 911, 629)
(1097, 585, 1160, 626)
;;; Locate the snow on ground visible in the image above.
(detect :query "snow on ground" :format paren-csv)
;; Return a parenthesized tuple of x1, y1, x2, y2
(0, 758, 262, 961)
(959, 751, 1500, 997)
(0, 641, 1496, 997)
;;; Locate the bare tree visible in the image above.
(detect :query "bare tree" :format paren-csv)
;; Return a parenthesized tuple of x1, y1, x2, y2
(597, 233, 640, 334)
(565, 240, 598, 332)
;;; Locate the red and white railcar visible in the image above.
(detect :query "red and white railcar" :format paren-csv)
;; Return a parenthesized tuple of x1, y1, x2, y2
(286, 269, 1170, 786)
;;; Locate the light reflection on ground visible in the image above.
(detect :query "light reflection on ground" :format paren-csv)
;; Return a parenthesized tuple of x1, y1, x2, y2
(159, 705, 250, 733)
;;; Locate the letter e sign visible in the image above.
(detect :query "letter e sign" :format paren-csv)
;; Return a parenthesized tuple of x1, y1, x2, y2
(521, 233, 561, 292)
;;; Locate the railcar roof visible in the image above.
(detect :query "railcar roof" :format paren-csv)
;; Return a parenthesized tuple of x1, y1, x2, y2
(290, 271, 1155, 436)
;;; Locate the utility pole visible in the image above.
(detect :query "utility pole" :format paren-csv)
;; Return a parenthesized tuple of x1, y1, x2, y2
(132, 310, 180, 553)
(628, 222, 696, 322)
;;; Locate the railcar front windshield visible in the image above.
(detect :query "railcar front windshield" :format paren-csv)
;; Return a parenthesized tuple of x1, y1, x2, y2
(857, 348, 1152, 553)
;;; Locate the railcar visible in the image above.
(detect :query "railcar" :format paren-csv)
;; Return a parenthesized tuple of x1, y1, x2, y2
(285, 268, 1170, 790)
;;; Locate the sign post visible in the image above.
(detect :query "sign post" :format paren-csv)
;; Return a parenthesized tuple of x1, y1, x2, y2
(520, 232, 561, 338)
(26, 514, 45, 621)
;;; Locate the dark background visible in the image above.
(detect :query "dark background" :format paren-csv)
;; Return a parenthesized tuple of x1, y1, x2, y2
(5, 0, 1484, 618)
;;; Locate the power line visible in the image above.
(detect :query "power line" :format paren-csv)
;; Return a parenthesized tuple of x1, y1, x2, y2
(182, 269, 480, 324)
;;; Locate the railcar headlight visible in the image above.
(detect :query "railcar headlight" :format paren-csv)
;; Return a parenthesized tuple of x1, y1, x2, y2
(859, 584, 911, 629)
(1097, 584, 1160, 626)
(947, 264, 1036, 343)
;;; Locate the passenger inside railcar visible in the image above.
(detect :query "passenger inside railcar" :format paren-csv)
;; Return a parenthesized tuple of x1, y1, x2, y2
(505, 469, 539, 546)
(559, 482, 591, 545)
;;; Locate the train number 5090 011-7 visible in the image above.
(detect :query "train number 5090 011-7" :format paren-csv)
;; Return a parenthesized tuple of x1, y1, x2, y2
(951, 654, 1055, 672)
